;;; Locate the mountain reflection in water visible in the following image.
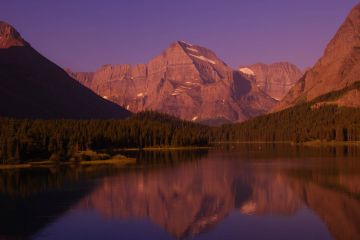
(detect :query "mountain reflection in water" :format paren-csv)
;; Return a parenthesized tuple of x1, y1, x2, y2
(0, 145, 359, 240)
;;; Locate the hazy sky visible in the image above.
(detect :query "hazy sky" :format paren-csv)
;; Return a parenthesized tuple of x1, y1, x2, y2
(2, 0, 359, 71)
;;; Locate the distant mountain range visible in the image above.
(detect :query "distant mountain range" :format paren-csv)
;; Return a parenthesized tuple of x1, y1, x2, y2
(67, 43, 302, 123)
(1, 2, 359, 122)
(67, 41, 278, 123)
(0, 21, 131, 119)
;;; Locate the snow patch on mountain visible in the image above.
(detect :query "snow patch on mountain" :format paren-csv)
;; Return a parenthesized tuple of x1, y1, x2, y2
(186, 47, 199, 53)
(180, 40, 193, 46)
(239, 67, 256, 76)
(189, 54, 216, 65)
(137, 92, 147, 98)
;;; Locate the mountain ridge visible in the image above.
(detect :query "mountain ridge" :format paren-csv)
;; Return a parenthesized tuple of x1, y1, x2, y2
(275, 3, 360, 111)
(0, 21, 28, 48)
(0, 22, 131, 119)
(67, 40, 277, 123)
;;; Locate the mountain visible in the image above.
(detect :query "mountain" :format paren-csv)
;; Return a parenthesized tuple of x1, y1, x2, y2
(239, 62, 302, 101)
(275, 3, 360, 111)
(68, 41, 277, 123)
(0, 21, 131, 119)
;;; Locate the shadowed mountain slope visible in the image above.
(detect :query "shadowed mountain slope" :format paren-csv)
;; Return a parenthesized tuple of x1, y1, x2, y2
(0, 21, 131, 119)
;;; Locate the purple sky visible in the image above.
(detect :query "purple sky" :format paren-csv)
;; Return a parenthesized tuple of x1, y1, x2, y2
(2, 0, 358, 71)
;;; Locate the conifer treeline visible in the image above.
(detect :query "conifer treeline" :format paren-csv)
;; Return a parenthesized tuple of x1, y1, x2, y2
(212, 104, 360, 143)
(0, 111, 209, 163)
(215, 82, 359, 143)
(1, 105, 360, 164)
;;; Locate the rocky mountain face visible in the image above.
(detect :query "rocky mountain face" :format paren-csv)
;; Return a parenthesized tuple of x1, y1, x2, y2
(275, 3, 360, 111)
(0, 21, 131, 119)
(68, 41, 277, 122)
(239, 62, 302, 101)
(0, 22, 28, 48)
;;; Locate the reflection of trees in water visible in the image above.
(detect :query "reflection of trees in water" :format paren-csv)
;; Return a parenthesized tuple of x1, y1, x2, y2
(0, 165, 136, 239)
(0, 149, 209, 198)
(217, 143, 360, 159)
(126, 149, 209, 165)
(0, 169, 96, 239)
(0, 165, 122, 197)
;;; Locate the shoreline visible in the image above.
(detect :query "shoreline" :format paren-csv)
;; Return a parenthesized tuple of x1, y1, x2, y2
(118, 146, 211, 151)
(0, 157, 136, 170)
(2, 141, 360, 170)
(212, 141, 360, 146)
(300, 140, 360, 147)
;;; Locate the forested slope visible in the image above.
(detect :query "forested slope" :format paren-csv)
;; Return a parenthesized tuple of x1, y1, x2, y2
(214, 82, 360, 143)
(0, 112, 209, 163)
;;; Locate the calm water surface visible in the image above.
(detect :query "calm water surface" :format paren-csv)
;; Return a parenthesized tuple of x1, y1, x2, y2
(1, 144, 360, 240)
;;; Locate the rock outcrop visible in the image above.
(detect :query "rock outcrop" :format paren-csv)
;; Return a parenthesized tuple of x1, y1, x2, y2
(275, 3, 360, 111)
(239, 62, 302, 101)
(0, 21, 131, 119)
(0, 21, 28, 48)
(69, 41, 277, 122)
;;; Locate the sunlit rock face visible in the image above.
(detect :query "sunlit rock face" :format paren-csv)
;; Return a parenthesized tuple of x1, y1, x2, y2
(76, 158, 302, 239)
(239, 62, 302, 101)
(69, 41, 277, 122)
(275, 3, 360, 111)
(0, 21, 28, 48)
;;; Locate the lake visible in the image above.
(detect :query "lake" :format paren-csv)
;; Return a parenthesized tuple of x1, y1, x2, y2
(0, 144, 359, 240)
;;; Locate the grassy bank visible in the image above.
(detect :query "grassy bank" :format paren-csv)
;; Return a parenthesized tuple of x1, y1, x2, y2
(0, 164, 32, 170)
(0, 158, 136, 170)
(0, 150, 136, 170)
